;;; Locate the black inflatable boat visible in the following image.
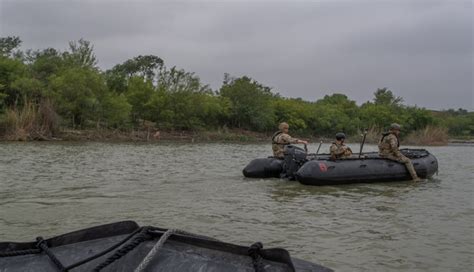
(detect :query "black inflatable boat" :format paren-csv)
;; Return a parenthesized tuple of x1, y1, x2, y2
(0, 221, 332, 272)
(243, 145, 438, 185)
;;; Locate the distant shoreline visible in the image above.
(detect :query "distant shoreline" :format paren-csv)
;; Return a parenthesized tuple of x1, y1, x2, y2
(447, 139, 474, 145)
(1, 128, 471, 146)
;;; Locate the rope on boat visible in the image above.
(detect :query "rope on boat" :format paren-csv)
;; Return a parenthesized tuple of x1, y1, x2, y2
(65, 226, 144, 270)
(248, 242, 266, 272)
(0, 227, 145, 272)
(0, 248, 41, 257)
(134, 229, 177, 272)
(134, 228, 221, 272)
(36, 236, 67, 272)
(92, 227, 152, 272)
(1, 226, 280, 272)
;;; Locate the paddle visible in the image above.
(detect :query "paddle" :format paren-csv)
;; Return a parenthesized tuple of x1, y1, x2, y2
(358, 129, 368, 158)
(315, 140, 323, 155)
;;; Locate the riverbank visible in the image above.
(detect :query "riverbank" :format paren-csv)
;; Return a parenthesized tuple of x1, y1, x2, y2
(0, 128, 270, 143)
(1, 128, 470, 146)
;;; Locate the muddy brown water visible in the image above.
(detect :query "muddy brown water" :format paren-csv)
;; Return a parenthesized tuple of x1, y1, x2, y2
(0, 142, 472, 271)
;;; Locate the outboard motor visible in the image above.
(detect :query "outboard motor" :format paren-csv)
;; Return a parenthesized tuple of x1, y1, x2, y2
(283, 145, 308, 180)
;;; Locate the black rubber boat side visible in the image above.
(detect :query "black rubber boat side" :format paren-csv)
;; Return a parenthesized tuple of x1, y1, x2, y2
(296, 150, 438, 186)
(0, 221, 332, 272)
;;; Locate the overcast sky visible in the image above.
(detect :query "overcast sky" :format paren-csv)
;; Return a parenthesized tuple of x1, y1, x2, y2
(1, 0, 472, 110)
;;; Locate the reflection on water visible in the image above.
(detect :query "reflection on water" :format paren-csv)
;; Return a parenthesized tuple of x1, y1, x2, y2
(0, 142, 472, 272)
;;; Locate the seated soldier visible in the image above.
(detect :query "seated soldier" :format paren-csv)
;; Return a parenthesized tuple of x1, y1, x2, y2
(378, 123, 421, 182)
(272, 122, 308, 159)
(330, 132, 353, 160)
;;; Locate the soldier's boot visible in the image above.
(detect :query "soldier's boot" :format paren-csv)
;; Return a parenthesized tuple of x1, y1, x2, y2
(405, 162, 421, 182)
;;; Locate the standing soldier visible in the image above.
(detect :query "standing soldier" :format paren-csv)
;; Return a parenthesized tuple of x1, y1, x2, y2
(378, 123, 421, 182)
(272, 122, 308, 158)
(330, 132, 353, 160)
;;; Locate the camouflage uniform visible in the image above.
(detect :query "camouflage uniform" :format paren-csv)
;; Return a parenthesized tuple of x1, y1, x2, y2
(378, 133, 419, 180)
(272, 132, 299, 158)
(330, 142, 352, 159)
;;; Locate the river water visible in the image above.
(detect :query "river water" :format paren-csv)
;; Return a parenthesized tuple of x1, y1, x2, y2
(0, 142, 472, 271)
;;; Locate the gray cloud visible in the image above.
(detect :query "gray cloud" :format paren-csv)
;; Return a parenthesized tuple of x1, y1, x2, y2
(1, 0, 472, 110)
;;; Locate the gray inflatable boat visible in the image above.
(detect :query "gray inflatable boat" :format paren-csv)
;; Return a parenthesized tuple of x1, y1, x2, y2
(243, 146, 438, 185)
(297, 149, 438, 185)
(0, 221, 332, 272)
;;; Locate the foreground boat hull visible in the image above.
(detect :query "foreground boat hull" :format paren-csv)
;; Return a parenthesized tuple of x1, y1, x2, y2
(0, 221, 332, 272)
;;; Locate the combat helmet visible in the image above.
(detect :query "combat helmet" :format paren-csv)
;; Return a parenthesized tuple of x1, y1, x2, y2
(335, 132, 346, 140)
(390, 123, 401, 130)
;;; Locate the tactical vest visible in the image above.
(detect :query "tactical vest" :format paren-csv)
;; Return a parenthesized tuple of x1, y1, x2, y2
(271, 131, 282, 143)
(378, 132, 400, 153)
(330, 142, 351, 159)
(272, 131, 290, 158)
(272, 131, 292, 145)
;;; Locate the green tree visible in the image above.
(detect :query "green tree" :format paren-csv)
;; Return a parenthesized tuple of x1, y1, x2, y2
(63, 39, 98, 68)
(29, 48, 65, 83)
(111, 55, 163, 80)
(400, 107, 435, 132)
(272, 98, 311, 133)
(435, 110, 474, 137)
(358, 102, 398, 130)
(0, 55, 27, 107)
(11, 77, 44, 103)
(99, 93, 131, 127)
(373, 88, 403, 107)
(219, 75, 275, 131)
(310, 94, 360, 135)
(156, 67, 214, 129)
(125, 76, 155, 123)
(0, 36, 22, 57)
(48, 67, 106, 128)
(105, 55, 164, 94)
(310, 104, 357, 137)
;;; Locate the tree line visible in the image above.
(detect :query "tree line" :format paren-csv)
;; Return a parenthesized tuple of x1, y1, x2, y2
(0, 36, 472, 140)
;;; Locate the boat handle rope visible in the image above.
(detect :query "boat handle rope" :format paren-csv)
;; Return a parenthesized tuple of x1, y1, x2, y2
(65, 226, 145, 270)
(0, 248, 41, 257)
(248, 242, 266, 272)
(1, 227, 287, 272)
(134, 229, 182, 272)
(95, 227, 220, 272)
(0, 227, 145, 271)
(36, 236, 67, 272)
(92, 227, 153, 271)
(136, 227, 226, 272)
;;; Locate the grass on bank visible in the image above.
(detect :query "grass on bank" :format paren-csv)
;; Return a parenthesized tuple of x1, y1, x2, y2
(404, 126, 448, 146)
(1, 100, 58, 141)
(0, 103, 455, 145)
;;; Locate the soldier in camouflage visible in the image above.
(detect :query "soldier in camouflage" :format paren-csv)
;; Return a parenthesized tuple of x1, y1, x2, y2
(272, 122, 308, 158)
(330, 132, 353, 160)
(378, 123, 421, 182)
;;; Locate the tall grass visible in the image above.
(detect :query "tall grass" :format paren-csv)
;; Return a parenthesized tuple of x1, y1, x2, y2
(347, 126, 448, 146)
(362, 127, 383, 144)
(3, 99, 58, 141)
(405, 126, 448, 146)
(345, 127, 382, 144)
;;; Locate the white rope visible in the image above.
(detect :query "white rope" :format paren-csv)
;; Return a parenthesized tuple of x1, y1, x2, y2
(134, 229, 219, 272)
(134, 229, 177, 272)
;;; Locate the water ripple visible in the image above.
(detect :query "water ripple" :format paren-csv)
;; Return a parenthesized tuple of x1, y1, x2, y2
(0, 142, 472, 271)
